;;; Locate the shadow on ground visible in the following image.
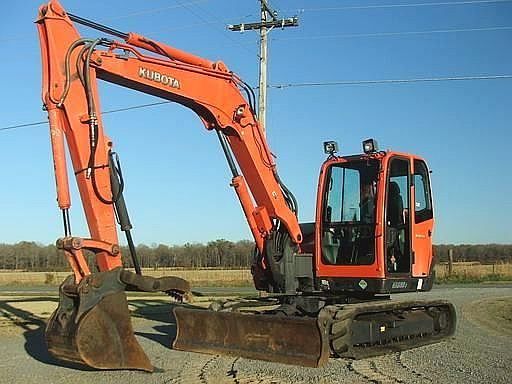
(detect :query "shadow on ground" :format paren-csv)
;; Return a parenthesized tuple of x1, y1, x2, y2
(0, 297, 93, 370)
(0, 296, 186, 370)
(130, 299, 180, 346)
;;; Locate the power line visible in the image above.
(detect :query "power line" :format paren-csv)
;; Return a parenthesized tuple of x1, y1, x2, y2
(292, 0, 512, 12)
(0, 101, 171, 133)
(101, 0, 209, 22)
(174, 0, 259, 57)
(153, 23, 512, 41)
(151, 20, 223, 33)
(269, 74, 512, 89)
(228, 1, 299, 135)
(102, 101, 171, 114)
(3, 74, 511, 133)
(273, 26, 512, 41)
(0, 0, 212, 44)
(112, 11, 258, 36)
(0, 121, 46, 132)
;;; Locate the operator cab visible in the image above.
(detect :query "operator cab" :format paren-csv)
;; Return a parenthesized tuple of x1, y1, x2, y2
(314, 139, 435, 294)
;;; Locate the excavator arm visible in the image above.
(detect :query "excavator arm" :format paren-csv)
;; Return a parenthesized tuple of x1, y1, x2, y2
(37, 1, 301, 279)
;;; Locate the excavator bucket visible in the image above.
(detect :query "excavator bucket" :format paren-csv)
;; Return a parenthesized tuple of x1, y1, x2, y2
(173, 306, 330, 367)
(46, 285, 153, 371)
(46, 268, 190, 372)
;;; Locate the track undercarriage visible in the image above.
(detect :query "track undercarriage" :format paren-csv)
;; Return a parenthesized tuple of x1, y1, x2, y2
(174, 293, 456, 367)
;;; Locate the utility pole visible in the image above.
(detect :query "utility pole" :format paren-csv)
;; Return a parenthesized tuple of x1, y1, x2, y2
(258, 1, 269, 134)
(228, 1, 298, 136)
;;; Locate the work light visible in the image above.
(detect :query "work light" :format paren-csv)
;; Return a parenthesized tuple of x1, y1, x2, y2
(362, 138, 379, 154)
(323, 141, 339, 155)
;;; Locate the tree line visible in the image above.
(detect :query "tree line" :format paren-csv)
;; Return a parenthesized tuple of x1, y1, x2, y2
(434, 244, 512, 264)
(0, 241, 510, 271)
(0, 240, 254, 271)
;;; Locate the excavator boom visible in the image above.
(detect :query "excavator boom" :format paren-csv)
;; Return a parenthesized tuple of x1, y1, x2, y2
(37, 1, 302, 257)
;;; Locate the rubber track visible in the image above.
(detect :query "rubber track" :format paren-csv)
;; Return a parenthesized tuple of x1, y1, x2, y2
(326, 300, 455, 359)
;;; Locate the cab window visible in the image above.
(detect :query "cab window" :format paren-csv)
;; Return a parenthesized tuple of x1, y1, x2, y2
(321, 160, 378, 266)
(413, 159, 433, 223)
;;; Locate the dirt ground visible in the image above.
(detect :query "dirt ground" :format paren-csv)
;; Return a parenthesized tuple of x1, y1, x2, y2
(462, 296, 512, 335)
(0, 285, 511, 383)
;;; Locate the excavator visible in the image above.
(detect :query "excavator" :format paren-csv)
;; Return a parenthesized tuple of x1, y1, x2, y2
(36, 0, 456, 372)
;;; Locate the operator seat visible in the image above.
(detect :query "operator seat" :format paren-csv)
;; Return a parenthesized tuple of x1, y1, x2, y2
(387, 181, 404, 226)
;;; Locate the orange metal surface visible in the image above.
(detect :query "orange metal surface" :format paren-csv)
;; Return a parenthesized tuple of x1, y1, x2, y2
(382, 153, 434, 279)
(38, 3, 122, 272)
(230, 175, 264, 251)
(37, 0, 302, 274)
(56, 236, 120, 282)
(125, 32, 218, 70)
(56, 237, 92, 283)
(47, 107, 71, 209)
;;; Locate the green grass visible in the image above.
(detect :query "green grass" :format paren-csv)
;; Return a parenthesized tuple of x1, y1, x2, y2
(435, 273, 512, 284)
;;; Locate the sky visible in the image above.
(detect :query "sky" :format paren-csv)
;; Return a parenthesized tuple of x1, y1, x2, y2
(0, 0, 511, 246)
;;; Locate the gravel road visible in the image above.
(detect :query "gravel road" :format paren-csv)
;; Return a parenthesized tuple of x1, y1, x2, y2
(0, 285, 510, 384)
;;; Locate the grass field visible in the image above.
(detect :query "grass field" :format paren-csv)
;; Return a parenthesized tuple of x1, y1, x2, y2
(0, 268, 254, 287)
(0, 262, 510, 286)
(434, 262, 512, 283)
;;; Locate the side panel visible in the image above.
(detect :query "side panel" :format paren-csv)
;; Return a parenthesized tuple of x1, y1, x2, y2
(384, 156, 412, 276)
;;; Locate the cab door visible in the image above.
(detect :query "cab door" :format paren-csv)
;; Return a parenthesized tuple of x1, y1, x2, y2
(411, 159, 434, 278)
(385, 157, 412, 275)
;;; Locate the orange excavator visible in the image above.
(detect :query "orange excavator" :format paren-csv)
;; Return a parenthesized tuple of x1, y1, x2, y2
(36, 0, 456, 372)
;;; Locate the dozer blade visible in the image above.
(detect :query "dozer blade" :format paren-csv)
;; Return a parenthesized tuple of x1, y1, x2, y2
(46, 270, 153, 371)
(173, 306, 330, 367)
